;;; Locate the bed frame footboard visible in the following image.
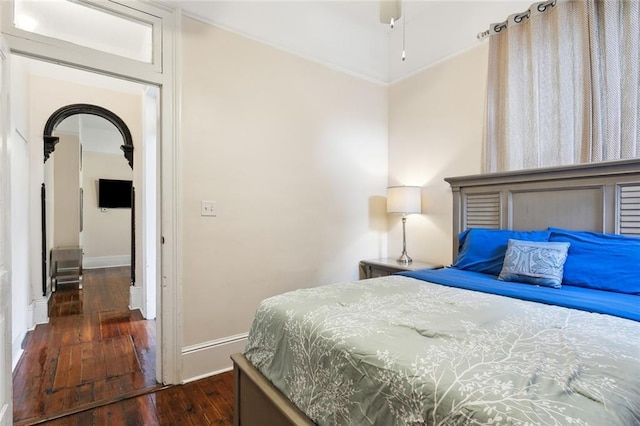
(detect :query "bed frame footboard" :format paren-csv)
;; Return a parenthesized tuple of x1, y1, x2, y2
(231, 353, 315, 426)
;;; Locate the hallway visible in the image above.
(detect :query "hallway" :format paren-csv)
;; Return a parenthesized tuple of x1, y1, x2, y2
(12, 267, 157, 425)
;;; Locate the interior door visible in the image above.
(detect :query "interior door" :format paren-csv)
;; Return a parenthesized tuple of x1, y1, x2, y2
(0, 36, 13, 426)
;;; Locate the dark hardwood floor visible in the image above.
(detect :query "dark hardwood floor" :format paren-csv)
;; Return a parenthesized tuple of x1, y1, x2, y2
(39, 372, 234, 426)
(13, 266, 235, 425)
(13, 267, 157, 424)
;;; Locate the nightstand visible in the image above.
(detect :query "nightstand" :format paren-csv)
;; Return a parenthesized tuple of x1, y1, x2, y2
(359, 258, 443, 279)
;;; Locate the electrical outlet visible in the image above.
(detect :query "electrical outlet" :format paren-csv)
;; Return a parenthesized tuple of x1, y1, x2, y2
(201, 201, 217, 217)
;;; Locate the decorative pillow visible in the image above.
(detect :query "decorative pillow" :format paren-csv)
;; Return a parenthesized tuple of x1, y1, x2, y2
(549, 227, 640, 294)
(452, 228, 551, 276)
(498, 239, 570, 288)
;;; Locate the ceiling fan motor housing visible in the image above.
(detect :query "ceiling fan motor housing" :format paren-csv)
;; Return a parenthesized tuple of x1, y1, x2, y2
(380, 0, 402, 25)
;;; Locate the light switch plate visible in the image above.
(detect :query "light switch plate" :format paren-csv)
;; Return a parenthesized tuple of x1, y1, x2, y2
(201, 201, 217, 217)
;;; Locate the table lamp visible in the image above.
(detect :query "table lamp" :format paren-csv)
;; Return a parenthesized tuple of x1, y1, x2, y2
(387, 185, 421, 264)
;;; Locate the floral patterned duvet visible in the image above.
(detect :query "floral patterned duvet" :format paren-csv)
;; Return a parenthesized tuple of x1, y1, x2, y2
(244, 275, 640, 425)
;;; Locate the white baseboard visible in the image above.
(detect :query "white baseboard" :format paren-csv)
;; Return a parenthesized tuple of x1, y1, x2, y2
(183, 366, 233, 384)
(129, 285, 143, 313)
(181, 333, 248, 383)
(14, 300, 37, 371)
(12, 331, 25, 372)
(26, 300, 35, 330)
(83, 255, 131, 269)
(33, 297, 49, 325)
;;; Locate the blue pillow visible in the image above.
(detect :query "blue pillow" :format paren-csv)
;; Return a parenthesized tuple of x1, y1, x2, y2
(452, 228, 551, 276)
(498, 239, 570, 288)
(548, 228, 640, 294)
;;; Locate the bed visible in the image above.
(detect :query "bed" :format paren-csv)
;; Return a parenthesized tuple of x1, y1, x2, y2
(231, 159, 640, 425)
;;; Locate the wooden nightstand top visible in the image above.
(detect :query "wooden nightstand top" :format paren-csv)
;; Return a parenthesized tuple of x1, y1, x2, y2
(360, 258, 443, 273)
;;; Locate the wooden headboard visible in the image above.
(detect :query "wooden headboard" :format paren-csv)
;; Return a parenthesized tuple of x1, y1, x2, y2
(445, 159, 640, 260)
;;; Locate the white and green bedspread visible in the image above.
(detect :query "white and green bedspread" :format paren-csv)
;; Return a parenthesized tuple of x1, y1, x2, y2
(244, 275, 640, 425)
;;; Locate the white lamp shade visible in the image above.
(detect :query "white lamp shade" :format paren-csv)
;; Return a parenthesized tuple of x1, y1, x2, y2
(387, 186, 421, 214)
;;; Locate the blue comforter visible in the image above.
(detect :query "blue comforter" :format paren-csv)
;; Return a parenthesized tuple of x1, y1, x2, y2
(399, 267, 640, 322)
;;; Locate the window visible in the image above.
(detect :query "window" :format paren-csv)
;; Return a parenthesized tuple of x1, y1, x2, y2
(14, 0, 153, 63)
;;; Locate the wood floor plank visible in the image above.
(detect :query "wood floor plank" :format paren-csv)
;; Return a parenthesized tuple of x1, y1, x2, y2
(13, 267, 157, 424)
(15, 267, 234, 426)
(136, 394, 160, 426)
(154, 386, 182, 425)
(192, 383, 224, 424)
(103, 399, 127, 426)
(35, 372, 234, 426)
(120, 397, 146, 426)
(104, 337, 121, 379)
(47, 387, 68, 415)
(208, 374, 235, 416)
(51, 346, 70, 391)
(74, 410, 94, 425)
(92, 378, 107, 403)
(67, 344, 83, 388)
(79, 341, 95, 383)
(92, 338, 107, 384)
(74, 382, 94, 408)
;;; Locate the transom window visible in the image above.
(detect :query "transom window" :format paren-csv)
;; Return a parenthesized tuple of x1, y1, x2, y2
(13, 0, 154, 64)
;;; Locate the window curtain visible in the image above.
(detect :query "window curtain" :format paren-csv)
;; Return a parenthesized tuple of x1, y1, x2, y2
(484, 0, 640, 173)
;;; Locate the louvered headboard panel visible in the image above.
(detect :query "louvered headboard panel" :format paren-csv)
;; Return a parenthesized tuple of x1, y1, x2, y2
(619, 184, 640, 236)
(465, 193, 501, 229)
(446, 159, 640, 261)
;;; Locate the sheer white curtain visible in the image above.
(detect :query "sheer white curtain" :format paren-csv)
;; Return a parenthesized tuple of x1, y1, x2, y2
(590, 0, 640, 161)
(485, 0, 640, 173)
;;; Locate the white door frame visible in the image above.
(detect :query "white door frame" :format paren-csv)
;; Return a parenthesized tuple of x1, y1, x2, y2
(0, 0, 182, 385)
(0, 34, 13, 426)
(142, 86, 159, 321)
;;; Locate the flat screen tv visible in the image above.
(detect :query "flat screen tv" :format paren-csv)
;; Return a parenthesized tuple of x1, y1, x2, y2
(98, 179, 132, 208)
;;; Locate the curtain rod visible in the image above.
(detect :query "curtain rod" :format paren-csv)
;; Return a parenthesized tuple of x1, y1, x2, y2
(477, 0, 557, 41)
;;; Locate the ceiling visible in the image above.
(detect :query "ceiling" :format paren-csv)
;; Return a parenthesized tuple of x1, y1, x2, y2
(15, 1, 531, 85)
(175, 1, 532, 83)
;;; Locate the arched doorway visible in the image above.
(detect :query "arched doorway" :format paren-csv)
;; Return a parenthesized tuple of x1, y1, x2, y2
(12, 100, 160, 422)
(42, 104, 135, 296)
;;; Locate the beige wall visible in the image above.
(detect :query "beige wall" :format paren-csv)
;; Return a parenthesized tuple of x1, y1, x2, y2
(52, 132, 80, 248)
(82, 152, 132, 262)
(20, 17, 487, 380)
(388, 44, 489, 266)
(181, 17, 388, 376)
